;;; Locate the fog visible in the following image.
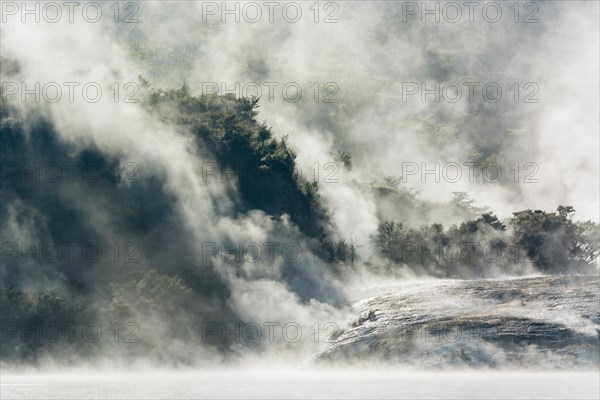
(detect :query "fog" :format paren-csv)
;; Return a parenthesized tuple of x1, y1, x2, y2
(0, 0, 598, 384)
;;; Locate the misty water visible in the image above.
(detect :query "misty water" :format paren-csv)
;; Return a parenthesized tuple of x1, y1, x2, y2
(3, 275, 599, 399)
(2, 371, 599, 399)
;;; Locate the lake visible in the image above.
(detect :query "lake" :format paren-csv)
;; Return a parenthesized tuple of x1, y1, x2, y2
(2, 370, 599, 399)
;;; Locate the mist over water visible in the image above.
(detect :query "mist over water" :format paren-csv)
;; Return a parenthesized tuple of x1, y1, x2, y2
(0, 0, 599, 398)
(2, 371, 600, 399)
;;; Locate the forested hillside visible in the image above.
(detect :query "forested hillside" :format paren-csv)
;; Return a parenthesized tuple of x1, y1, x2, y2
(1, 85, 598, 363)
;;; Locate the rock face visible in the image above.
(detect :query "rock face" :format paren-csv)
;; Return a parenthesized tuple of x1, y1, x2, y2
(317, 276, 600, 368)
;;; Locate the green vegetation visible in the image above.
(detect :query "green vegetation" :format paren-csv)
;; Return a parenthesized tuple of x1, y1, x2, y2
(372, 206, 599, 277)
(145, 84, 330, 239)
(510, 206, 599, 273)
(1, 85, 598, 363)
